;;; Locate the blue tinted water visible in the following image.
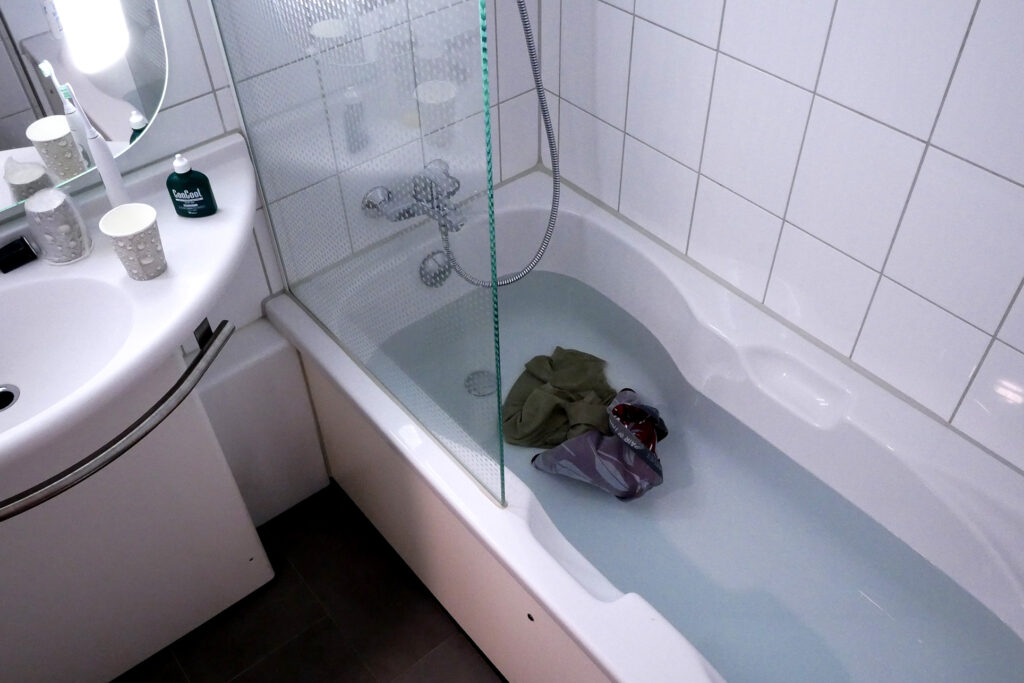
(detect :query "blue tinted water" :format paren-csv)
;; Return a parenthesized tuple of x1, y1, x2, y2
(375, 272, 1024, 682)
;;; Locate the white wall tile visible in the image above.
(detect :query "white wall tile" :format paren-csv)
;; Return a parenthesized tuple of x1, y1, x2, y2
(954, 342, 1024, 469)
(500, 91, 538, 179)
(540, 0, 560, 93)
(999, 294, 1024, 353)
(160, 0, 213, 107)
(933, 0, 1024, 186)
(634, 0, 722, 48)
(719, 0, 833, 89)
(688, 178, 782, 299)
(540, 90, 559, 169)
(818, 0, 975, 138)
(603, 0, 634, 12)
(788, 97, 923, 269)
(0, 109, 34, 149)
(211, 0, 307, 81)
(267, 176, 351, 283)
(765, 225, 877, 354)
(119, 94, 224, 171)
(702, 56, 811, 215)
(341, 141, 425, 252)
(886, 149, 1024, 333)
(189, 0, 231, 90)
(234, 58, 335, 202)
(619, 137, 696, 251)
(626, 19, 715, 169)
(496, 0, 538, 101)
(854, 278, 989, 418)
(215, 87, 241, 132)
(559, 101, 623, 207)
(0, 0, 48, 42)
(0, 39, 31, 118)
(559, 0, 633, 127)
(252, 208, 285, 293)
(424, 110, 490, 195)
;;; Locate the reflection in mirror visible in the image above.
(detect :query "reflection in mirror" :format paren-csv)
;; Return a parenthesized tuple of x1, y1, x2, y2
(0, 0, 166, 212)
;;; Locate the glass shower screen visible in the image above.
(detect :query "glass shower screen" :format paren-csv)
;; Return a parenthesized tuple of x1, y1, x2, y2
(213, 0, 504, 501)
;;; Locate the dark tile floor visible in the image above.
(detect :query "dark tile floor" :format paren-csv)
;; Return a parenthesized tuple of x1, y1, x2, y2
(115, 482, 505, 683)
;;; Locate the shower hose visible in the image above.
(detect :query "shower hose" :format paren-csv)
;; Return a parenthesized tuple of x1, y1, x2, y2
(443, 0, 559, 288)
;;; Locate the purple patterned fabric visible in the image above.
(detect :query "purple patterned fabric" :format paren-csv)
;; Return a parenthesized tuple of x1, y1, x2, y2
(531, 389, 667, 500)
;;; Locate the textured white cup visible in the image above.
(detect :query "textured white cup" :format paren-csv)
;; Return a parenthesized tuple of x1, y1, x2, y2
(99, 203, 167, 281)
(415, 80, 457, 147)
(25, 115, 87, 181)
(24, 187, 91, 264)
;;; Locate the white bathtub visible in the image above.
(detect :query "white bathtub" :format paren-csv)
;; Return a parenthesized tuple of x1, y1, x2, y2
(267, 172, 1024, 681)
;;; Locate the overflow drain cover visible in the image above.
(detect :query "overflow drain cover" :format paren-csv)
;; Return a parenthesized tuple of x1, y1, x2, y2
(465, 370, 497, 397)
(0, 385, 19, 412)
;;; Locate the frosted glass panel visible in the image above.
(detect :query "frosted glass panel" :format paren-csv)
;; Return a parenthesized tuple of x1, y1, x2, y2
(213, 0, 502, 500)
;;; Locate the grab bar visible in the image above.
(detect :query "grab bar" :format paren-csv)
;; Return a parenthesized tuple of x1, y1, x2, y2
(0, 320, 235, 523)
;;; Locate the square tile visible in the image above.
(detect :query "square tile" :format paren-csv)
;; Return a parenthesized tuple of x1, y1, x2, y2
(688, 178, 783, 299)
(541, 91, 560, 170)
(497, 0, 539, 101)
(267, 177, 352, 284)
(559, 0, 633, 127)
(559, 101, 624, 207)
(235, 59, 336, 202)
(885, 149, 1024, 333)
(953, 342, 1024, 469)
(189, 0, 231, 90)
(720, 0, 834, 89)
(702, 56, 812, 215)
(788, 97, 923, 268)
(159, 0, 213, 107)
(411, 2, 485, 122)
(619, 137, 697, 251)
(0, 44, 30, 118)
(626, 19, 716, 169)
(341, 142, 426, 252)
(817, 0, 975, 138)
(853, 278, 989, 418)
(765, 225, 877, 354)
(500, 91, 539, 179)
(232, 619, 374, 683)
(172, 559, 327, 683)
(424, 109, 491, 195)
(933, 0, 1024, 186)
(215, 88, 241, 132)
(211, 0, 308, 81)
(634, 0, 723, 48)
(119, 95, 224, 172)
(540, 0, 561, 93)
(392, 633, 503, 683)
(999, 293, 1024, 353)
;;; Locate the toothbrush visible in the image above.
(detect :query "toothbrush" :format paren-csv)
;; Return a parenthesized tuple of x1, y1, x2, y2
(38, 59, 91, 165)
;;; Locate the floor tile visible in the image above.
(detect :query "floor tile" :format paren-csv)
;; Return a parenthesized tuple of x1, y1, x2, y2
(232, 618, 376, 683)
(111, 649, 188, 683)
(171, 557, 327, 683)
(393, 632, 505, 683)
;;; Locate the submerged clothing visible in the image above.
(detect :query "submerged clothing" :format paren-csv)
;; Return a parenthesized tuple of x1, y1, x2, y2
(531, 389, 667, 500)
(502, 347, 617, 448)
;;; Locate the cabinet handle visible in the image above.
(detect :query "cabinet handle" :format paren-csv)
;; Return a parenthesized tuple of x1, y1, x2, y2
(0, 320, 235, 523)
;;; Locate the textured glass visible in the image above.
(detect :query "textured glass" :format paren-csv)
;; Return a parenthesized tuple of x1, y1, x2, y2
(212, 0, 503, 501)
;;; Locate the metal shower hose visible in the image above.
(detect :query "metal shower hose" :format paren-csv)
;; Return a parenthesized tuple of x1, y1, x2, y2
(443, 0, 559, 288)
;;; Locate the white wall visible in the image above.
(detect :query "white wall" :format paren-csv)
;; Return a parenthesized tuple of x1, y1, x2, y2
(538, 0, 1024, 468)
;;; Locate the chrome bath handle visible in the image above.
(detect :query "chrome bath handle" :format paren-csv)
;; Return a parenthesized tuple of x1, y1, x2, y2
(0, 320, 235, 523)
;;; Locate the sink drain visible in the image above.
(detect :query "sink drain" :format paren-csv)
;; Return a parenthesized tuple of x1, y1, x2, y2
(465, 370, 497, 397)
(0, 385, 19, 412)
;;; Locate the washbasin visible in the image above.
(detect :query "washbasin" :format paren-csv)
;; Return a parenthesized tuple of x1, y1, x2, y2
(0, 278, 132, 433)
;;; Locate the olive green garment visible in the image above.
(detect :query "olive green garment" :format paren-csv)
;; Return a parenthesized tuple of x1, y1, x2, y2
(502, 347, 617, 448)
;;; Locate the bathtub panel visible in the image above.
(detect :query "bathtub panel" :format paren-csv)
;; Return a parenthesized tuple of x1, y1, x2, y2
(303, 360, 616, 683)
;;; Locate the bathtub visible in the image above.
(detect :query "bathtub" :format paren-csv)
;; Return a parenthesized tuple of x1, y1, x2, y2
(266, 172, 1024, 681)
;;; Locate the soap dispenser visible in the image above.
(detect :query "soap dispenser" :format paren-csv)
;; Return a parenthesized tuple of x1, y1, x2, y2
(166, 153, 217, 218)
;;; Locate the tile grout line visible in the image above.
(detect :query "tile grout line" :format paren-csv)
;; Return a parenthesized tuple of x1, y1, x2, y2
(849, 0, 983, 370)
(614, 10, 638, 211)
(949, 274, 1024, 423)
(759, 0, 839, 305)
(222, 615, 334, 683)
(682, 0, 728, 255)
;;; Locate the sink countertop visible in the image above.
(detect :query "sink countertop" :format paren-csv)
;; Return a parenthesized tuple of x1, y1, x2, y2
(0, 133, 258, 473)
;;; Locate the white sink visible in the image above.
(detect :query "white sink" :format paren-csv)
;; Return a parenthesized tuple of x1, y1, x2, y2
(0, 134, 259, 498)
(0, 278, 132, 432)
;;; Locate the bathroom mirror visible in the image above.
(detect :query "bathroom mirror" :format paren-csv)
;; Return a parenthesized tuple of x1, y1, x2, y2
(0, 0, 166, 212)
